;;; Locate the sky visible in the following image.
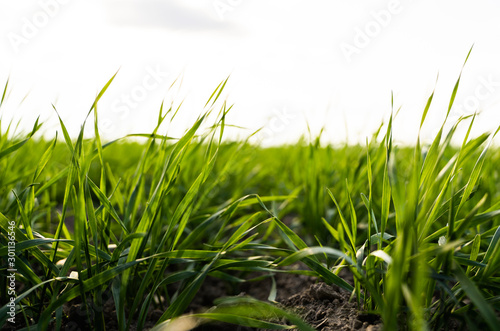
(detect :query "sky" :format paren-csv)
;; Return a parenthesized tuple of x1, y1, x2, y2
(1, 0, 500, 146)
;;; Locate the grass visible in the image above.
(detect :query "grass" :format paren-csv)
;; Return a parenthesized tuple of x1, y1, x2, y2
(1, 55, 500, 330)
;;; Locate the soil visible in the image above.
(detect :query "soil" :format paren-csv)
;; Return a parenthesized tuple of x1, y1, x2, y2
(3, 269, 382, 331)
(5, 214, 382, 330)
(191, 271, 382, 331)
(5, 268, 481, 330)
(278, 282, 382, 331)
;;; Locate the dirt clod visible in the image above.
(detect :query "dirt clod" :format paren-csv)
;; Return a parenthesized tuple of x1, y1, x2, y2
(279, 283, 383, 331)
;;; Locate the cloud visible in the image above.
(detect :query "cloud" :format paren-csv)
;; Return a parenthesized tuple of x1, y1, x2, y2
(104, 0, 228, 31)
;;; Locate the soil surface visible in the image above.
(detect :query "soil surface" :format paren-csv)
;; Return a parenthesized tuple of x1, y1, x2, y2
(190, 270, 383, 331)
(5, 269, 484, 330)
(3, 271, 383, 331)
(278, 282, 382, 331)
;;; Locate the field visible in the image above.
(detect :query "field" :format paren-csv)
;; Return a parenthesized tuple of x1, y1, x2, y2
(1, 68, 500, 331)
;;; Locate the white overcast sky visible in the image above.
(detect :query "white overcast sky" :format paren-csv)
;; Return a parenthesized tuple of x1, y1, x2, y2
(1, 0, 500, 145)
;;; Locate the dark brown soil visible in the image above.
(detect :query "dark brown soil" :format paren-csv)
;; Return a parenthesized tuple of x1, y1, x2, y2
(190, 270, 383, 331)
(279, 282, 382, 331)
(189, 271, 318, 312)
(191, 271, 318, 331)
(50, 293, 162, 331)
(6, 267, 486, 331)
(4, 271, 484, 330)
(2, 271, 384, 331)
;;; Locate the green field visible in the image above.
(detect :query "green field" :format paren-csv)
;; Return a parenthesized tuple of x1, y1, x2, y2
(1, 66, 500, 331)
